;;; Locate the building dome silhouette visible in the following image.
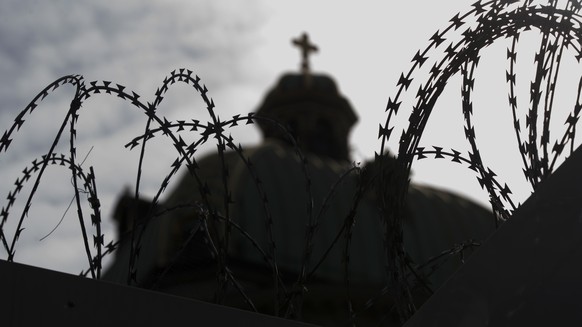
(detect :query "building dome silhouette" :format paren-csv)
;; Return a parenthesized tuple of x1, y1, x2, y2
(255, 73, 357, 161)
(104, 33, 496, 326)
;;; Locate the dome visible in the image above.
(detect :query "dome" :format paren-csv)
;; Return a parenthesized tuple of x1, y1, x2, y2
(254, 73, 358, 161)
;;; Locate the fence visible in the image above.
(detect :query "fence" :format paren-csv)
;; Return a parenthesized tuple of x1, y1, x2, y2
(1, 0, 582, 325)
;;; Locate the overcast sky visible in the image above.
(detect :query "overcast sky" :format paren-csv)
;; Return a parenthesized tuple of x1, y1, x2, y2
(1, 0, 579, 275)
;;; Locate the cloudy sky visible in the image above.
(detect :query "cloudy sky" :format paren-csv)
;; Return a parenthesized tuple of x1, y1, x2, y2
(0, 0, 579, 275)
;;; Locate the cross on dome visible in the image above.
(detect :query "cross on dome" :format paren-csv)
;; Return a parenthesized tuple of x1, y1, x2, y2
(292, 32, 318, 76)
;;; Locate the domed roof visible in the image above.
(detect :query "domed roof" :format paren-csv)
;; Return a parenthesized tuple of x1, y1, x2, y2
(251, 33, 359, 161)
(255, 73, 357, 126)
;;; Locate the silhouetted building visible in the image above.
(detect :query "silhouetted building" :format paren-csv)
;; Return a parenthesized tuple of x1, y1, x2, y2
(104, 33, 495, 326)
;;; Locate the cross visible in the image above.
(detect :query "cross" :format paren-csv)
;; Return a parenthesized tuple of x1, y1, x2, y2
(292, 32, 318, 76)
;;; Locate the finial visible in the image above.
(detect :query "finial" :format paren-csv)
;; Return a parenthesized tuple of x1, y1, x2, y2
(292, 32, 318, 85)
